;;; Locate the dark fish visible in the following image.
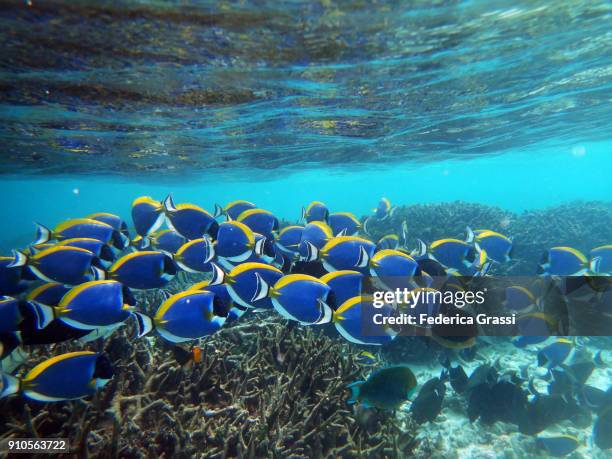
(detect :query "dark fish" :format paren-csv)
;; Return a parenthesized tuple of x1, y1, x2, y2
(410, 376, 446, 424)
(347, 365, 417, 410)
(465, 364, 498, 392)
(593, 405, 612, 449)
(468, 380, 527, 424)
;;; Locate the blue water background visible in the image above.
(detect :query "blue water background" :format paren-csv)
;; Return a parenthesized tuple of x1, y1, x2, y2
(2, 139, 609, 253)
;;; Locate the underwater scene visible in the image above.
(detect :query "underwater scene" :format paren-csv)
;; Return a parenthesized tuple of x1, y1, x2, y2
(1, 0, 611, 458)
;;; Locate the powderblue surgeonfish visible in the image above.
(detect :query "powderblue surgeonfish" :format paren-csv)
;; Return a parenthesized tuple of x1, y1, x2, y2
(163, 194, 218, 240)
(369, 249, 420, 291)
(374, 197, 396, 220)
(135, 291, 225, 343)
(590, 245, 611, 275)
(131, 196, 165, 237)
(209, 262, 283, 310)
(302, 201, 329, 223)
(237, 208, 279, 240)
(537, 338, 575, 369)
(26, 282, 71, 307)
(512, 312, 557, 348)
(376, 234, 400, 251)
(210, 221, 265, 263)
(503, 286, 537, 313)
(214, 200, 256, 221)
(0, 256, 27, 296)
(9, 246, 101, 286)
(253, 274, 332, 325)
(467, 228, 513, 264)
(0, 296, 51, 333)
(415, 238, 488, 275)
(347, 365, 416, 410)
(298, 221, 333, 261)
(106, 251, 177, 290)
(317, 236, 377, 273)
(87, 212, 130, 248)
(56, 238, 115, 264)
(147, 229, 186, 254)
(332, 295, 397, 345)
(188, 280, 244, 322)
(34, 218, 117, 247)
(275, 225, 304, 256)
(0, 351, 113, 402)
(173, 238, 214, 273)
(535, 435, 580, 457)
(320, 270, 363, 309)
(328, 212, 361, 237)
(35, 280, 134, 331)
(538, 247, 589, 276)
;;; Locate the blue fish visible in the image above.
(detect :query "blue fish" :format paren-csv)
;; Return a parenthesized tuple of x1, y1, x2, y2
(374, 197, 395, 220)
(9, 246, 101, 286)
(320, 270, 363, 309)
(214, 200, 256, 221)
(209, 262, 283, 310)
(188, 281, 244, 322)
(0, 256, 27, 296)
(537, 338, 575, 369)
(369, 249, 419, 290)
(538, 247, 589, 276)
(416, 238, 488, 275)
(328, 212, 361, 237)
(0, 296, 51, 333)
(131, 196, 165, 237)
(56, 238, 115, 263)
(503, 286, 537, 313)
(237, 208, 279, 240)
(535, 435, 580, 457)
(106, 251, 176, 290)
(355, 351, 378, 365)
(298, 222, 333, 261)
(513, 313, 556, 348)
(590, 245, 612, 275)
(332, 295, 397, 345)
(135, 291, 225, 343)
(302, 201, 329, 223)
(318, 236, 377, 272)
(376, 234, 400, 251)
(0, 351, 113, 402)
(275, 225, 304, 256)
(163, 194, 218, 240)
(253, 274, 332, 325)
(36, 280, 134, 331)
(34, 218, 119, 248)
(466, 228, 513, 264)
(212, 221, 264, 263)
(173, 238, 214, 273)
(87, 212, 130, 249)
(148, 229, 186, 254)
(26, 282, 71, 306)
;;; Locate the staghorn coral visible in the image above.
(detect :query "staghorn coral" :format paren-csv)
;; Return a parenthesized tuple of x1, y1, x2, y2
(1, 310, 415, 459)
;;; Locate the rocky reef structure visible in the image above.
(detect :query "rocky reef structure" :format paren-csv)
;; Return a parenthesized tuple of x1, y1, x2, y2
(0, 311, 415, 458)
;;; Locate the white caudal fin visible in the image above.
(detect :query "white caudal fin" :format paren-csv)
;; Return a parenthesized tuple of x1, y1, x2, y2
(208, 263, 226, 286)
(590, 256, 602, 273)
(28, 301, 55, 329)
(251, 272, 270, 303)
(163, 194, 177, 212)
(355, 246, 370, 268)
(202, 237, 215, 263)
(91, 266, 107, 281)
(363, 216, 372, 235)
(401, 220, 409, 246)
(465, 226, 475, 244)
(304, 240, 319, 262)
(300, 206, 306, 222)
(314, 300, 333, 325)
(133, 312, 154, 338)
(254, 237, 266, 258)
(0, 372, 20, 398)
(213, 203, 223, 218)
(33, 222, 52, 245)
(336, 228, 347, 237)
(411, 239, 427, 258)
(7, 250, 27, 268)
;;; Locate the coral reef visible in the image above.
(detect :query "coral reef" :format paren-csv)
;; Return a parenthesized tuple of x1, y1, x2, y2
(1, 311, 415, 458)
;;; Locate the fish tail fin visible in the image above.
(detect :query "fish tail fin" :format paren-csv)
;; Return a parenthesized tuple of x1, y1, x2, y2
(213, 203, 224, 218)
(346, 381, 364, 404)
(314, 300, 333, 325)
(133, 312, 154, 338)
(300, 206, 306, 222)
(33, 222, 52, 245)
(202, 236, 215, 263)
(589, 256, 602, 273)
(363, 217, 372, 235)
(253, 237, 266, 258)
(401, 219, 409, 246)
(163, 194, 177, 213)
(91, 265, 107, 281)
(209, 263, 226, 286)
(411, 239, 427, 258)
(0, 372, 20, 398)
(7, 250, 27, 268)
(28, 301, 55, 329)
(251, 272, 271, 302)
(304, 240, 319, 262)
(465, 226, 475, 244)
(336, 228, 347, 237)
